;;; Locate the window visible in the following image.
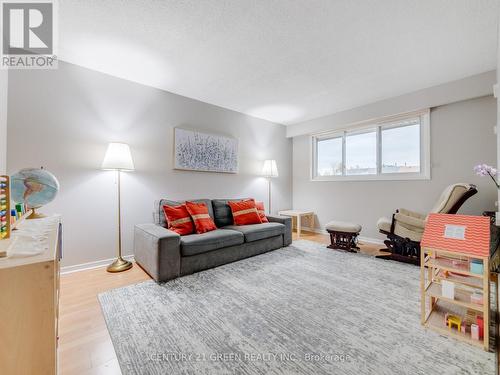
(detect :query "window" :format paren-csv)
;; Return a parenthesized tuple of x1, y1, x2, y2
(312, 110, 430, 181)
(317, 136, 342, 176)
(381, 120, 420, 174)
(346, 130, 377, 175)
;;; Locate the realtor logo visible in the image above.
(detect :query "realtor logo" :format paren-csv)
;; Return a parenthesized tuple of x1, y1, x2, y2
(1, 0, 58, 69)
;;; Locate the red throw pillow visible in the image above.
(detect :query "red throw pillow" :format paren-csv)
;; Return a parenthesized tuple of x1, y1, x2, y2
(255, 201, 269, 223)
(185, 201, 217, 234)
(228, 200, 262, 226)
(162, 204, 194, 235)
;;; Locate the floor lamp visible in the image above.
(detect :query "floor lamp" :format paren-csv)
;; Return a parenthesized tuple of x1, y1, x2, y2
(102, 143, 135, 273)
(262, 160, 278, 215)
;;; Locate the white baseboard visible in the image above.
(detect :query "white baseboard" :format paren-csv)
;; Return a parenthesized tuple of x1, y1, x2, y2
(358, 236, 385, 246)
(297, 226, 385, 246)
(61, 254, 135, 275)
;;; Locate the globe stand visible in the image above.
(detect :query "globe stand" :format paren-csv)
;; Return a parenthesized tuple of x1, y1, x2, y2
(11, 168, 60, 222)
(26, 208, 46, 220)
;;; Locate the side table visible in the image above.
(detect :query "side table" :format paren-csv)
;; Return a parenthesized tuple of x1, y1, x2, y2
(277, 210, 314, 238)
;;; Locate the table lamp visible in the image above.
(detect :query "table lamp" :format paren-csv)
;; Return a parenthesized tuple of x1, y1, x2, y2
(262, 159, 278, 214)
(102, 142, 134, 272)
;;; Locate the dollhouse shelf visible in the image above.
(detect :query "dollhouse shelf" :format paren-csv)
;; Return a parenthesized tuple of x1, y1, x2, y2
(434, 269, 483, 289)
(425, 281, 485, 312)
(421, 248, 489, 350)
(426, 257, 483, 278)
(421, 248, 490, 350)
(424, 301, 484, 349)
(420, 214, 491, 351)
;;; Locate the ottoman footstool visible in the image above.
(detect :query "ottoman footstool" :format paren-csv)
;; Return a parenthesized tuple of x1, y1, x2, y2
(325, 221, 362, 252)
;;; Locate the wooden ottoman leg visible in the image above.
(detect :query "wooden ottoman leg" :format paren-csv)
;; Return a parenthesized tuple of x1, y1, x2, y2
(327, 230, 338, 249)
(327, 230, 359, 252)
(327, 230, 335, 249)
(351, 232, 360, 250)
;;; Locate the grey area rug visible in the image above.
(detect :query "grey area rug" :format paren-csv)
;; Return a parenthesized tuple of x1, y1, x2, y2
(99, 240, 494, 375)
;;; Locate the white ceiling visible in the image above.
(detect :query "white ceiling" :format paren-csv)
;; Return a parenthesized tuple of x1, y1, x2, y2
(59, 0, 499, 125)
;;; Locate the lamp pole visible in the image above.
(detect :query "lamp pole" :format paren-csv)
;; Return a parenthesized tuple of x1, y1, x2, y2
(107, 169, 132, 272)
(117, 169, 122, 260)
(268, 177, 272, 215)
(262, 159, 278, 215)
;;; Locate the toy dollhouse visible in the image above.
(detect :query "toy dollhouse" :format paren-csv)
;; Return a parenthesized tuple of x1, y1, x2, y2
(420, 213, 491, 351)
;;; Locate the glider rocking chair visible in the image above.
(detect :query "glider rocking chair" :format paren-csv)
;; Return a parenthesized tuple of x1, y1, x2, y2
(376, 183, 478, 265)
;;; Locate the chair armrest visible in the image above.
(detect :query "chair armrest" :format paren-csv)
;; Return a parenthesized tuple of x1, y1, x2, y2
(394, 212, 426, 230)
(267, 215, 292, 246)
(397, 208, 426, 220)
(134, 224, 181, 282)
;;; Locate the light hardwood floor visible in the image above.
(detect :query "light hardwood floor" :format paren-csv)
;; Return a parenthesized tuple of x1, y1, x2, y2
(58, 231, 386, 375)
(295, 231, 387, 256)
(59, 264, 150, 375)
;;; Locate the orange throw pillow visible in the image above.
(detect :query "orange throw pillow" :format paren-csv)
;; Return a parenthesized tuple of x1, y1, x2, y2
(162, 204, 194, 235)
(228, 200, 262, 225)
(185, 201, 217, 234)
(255, 201, 269, 223)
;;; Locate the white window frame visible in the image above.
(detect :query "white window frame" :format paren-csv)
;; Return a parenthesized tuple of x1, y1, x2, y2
(311, 109, 430, 181)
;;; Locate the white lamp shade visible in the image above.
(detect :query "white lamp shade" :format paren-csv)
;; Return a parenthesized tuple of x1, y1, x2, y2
(101, 143, 135, 171)
(262, 159, 278, 177)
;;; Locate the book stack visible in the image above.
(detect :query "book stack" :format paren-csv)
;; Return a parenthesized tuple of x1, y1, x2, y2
(0, 176, 10, 245)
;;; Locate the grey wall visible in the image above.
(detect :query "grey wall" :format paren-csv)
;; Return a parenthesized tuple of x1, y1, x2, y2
(293, 96, 497, 241)
(497, 20, 500, 215)
(7, 61, 292, 267)
(0, 70, 7, 174)
(287, 71, 496, 138)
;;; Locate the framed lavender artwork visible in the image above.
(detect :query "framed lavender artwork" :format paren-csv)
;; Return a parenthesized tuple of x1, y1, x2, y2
(174, 128, 239, 173)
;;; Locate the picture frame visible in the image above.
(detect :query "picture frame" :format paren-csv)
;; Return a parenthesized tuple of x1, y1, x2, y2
(174, 128, 239, 174)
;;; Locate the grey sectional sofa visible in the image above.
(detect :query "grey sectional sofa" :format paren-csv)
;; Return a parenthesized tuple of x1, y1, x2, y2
(134, 199, 292, 282)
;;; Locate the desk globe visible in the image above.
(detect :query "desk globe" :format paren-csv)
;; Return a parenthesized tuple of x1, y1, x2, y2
(11, 168, 60, 219)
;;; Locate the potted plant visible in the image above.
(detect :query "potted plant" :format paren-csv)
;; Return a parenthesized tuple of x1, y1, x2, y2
(474, 164, 499, 188)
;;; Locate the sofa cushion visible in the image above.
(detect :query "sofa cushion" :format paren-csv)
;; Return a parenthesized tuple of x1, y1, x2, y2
(255, 201, 269, 223)
(162, 204, 194, 235)
(185, 201, 217, 234)
(180, 229, 244, 256)
(377, 217, 392, 233)
(377, 217, 423, 242)
(325, 221, 362, 233)
(212, 198, 249, 227)
(223, 222, 285, 243)
(156, 199, 213, 227)
(228, 199, 262, 225)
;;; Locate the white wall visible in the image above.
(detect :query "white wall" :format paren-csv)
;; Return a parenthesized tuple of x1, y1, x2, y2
(293, 95, 497, 241)
(0, 70, 7, 175)
(7, 61, 292, 267)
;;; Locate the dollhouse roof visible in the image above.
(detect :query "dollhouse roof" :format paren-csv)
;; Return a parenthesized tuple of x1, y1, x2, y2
(421, 213, 490, 257)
